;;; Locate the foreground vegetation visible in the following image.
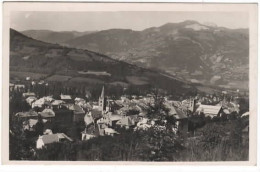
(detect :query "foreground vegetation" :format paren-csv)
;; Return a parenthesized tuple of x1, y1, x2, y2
(10, 116, 248, 161)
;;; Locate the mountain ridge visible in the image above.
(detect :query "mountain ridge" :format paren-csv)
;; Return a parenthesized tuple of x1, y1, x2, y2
(20, 20, 249, 90)
(10, 28, 197, 96)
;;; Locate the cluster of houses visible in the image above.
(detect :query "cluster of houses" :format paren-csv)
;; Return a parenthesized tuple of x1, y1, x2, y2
(13, 83, 245, 149)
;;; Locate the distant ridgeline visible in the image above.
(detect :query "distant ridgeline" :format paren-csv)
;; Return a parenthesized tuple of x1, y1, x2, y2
(21, 20, 249, 91)
(10, 28, 196, 97)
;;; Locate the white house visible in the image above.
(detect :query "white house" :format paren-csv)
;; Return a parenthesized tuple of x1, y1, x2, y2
(36, 133, 73, 149)
(23, 92, 36, 98)
(32, 96, 54, 108)
(60, 94, 72, 100)
(196, 104, 223, 117)
(32, 98, 45, 108)
(26, 96, 37, 106)
(51, 100, 65, 106)
(104, 128, 119, 136)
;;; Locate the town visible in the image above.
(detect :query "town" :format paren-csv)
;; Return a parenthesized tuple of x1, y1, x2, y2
(9, 76, 249, 161)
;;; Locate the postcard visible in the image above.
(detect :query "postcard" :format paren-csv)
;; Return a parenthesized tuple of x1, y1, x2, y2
(2, 2, 257, 165)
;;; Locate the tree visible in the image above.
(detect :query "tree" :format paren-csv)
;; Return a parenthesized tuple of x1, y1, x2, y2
(146, 88, 169, 121)
(133, 126, 183, 161)
(35, 114, 44, 136)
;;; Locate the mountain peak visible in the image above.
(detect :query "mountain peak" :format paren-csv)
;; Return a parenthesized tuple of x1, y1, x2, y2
(161, 20, 200, 27)
(180, 20, 200, 25)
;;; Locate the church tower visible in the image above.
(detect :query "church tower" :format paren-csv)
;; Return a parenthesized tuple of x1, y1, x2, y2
(189, 98, 196, 113)
(99, 86, 106, 113)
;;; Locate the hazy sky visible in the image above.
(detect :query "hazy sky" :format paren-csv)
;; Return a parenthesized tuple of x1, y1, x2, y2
(11, 11, 249, 32)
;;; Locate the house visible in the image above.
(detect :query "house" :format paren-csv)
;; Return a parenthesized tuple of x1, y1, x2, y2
(81, 128, 96, 141)
(75, 97, 85, 103)
(84, 113, 94, 126)
(16, 110, 38, 119)
(43, 129, 53, 135)
(14, 84, 25, 91)
(9, 83, 15, 91)
(51, 100, 65, 109)
(196, 104, 223, 118)
(32, 96, 54, 108)
(241, 112, 249, 117)
(104, 128, 119, 136)
(165, 102, 188, 134)
(23, 92, 36, 98)
(116, 116, 135, 129)
(89, 109, 103, 122)
(96, 117, 110, 136)
(81, 130, 96, 141)
(36, 133, 73, 149)
(60, 94, 72, 102)
(39, 108, 55, 120)
(106, 113, 122, 127)
(68, 104, 85, 122)
(26, 96, 37, 106)
(23, 118, 47, 131)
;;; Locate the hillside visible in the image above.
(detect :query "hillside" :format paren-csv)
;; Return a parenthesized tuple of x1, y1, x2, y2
(21, 30, 95, 45)
(10, 28, 195, 96)
(63, 20, 249, 90)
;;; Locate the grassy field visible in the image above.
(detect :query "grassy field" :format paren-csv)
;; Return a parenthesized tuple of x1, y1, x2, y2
(78, 71, 111, 76)
(109, 81, 129, 87)
(45, 75, 72, 82)
(126, 76, 149, 85)
(10, 71, 47, 80)
(69, 77, 104, 84)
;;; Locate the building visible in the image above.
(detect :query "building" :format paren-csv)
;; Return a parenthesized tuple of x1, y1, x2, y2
(84, 113, 94, 126)
(116, 116, 135, 129)
(68, 104, 85, 122)
(98, 86, 106, 113)
(31, 98, 44, 109)
(26, 96, 37, 106)
(196, 104, 223, 118)
(51, 100, 65, 107)
(96, 118, 109, 136)
(39, 108, 55, 120)
(22, 118, 47, 131)
(14, 84, 25, 91)
(165, 102, 188, 134)
(15, 110, 38, 119)
(104, 128, 119, 136)
(36, 133, 73, 149)
(88, 109, 103, 122)
(60, 94, 72, 103)
(32, 96, 54, 109)
(81, 128, 96, 141)
(9, 83, 15, 92)
(23, 92, 36, 98)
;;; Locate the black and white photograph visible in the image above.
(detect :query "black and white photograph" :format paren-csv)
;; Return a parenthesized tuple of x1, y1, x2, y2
(1, 2, 257, 165)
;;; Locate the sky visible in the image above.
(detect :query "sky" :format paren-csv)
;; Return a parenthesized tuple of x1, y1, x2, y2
(11, 11, 249, 32)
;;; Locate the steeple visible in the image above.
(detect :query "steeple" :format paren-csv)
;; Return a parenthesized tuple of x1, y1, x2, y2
(99, 86, 106, 113)
(100, 86, 105, 99)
